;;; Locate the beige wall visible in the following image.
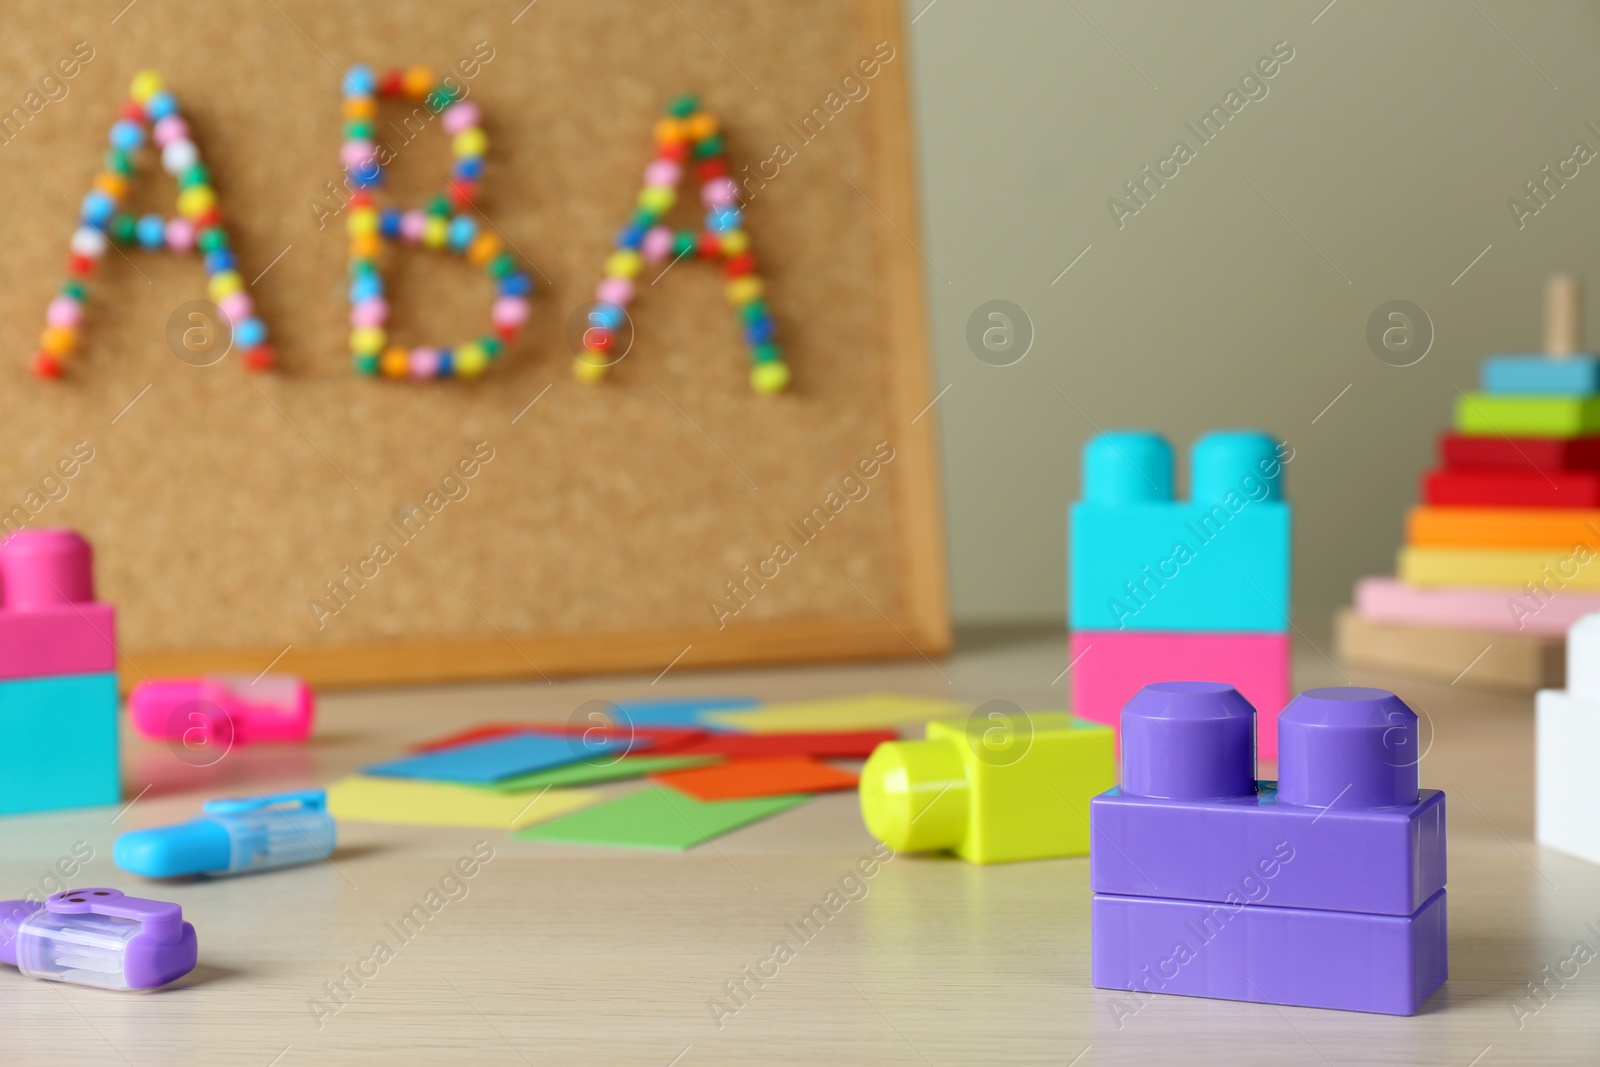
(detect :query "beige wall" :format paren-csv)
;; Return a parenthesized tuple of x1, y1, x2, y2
(906, 0, 1600, 625)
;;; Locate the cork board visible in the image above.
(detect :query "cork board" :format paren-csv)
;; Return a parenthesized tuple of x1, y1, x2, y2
(0, 0, 947, 687)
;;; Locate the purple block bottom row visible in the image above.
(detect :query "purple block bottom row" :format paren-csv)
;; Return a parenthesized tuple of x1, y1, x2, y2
(1091, 889, 1448, 1016)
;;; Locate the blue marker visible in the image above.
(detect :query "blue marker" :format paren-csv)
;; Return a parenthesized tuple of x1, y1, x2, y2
(114, 790, 336, 879)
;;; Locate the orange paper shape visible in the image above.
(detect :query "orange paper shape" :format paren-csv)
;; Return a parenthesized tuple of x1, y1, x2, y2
(651, 756, 857, 801)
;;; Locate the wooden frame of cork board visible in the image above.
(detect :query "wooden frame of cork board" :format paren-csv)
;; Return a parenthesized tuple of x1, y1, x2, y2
(0, 0, 948, 688)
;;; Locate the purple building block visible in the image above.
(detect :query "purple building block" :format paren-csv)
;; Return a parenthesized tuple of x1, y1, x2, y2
(1092, 888, 1447, 1015)
(1090, 682, 1449, 1015)
(1091, 682, 1446, 915)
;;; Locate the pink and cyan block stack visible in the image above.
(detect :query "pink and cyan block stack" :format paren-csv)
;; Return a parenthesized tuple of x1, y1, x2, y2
(1068, 430, 1292, 758)
(1340, 277, 1600, 689)
(0, 528, 121, 815)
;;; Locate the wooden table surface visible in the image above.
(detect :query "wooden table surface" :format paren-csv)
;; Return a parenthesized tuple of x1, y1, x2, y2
(1, 627, 1596, 1066)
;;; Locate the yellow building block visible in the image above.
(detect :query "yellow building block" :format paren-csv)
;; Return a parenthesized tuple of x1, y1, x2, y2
(1398, 545, 1600, 590)
(858, 711, 1115, 864)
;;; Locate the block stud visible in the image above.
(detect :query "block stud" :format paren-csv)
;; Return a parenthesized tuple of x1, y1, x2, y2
(0, 528, 94, 610)
(1276, 686, 1419, 809)
(1081, 431, 1172, 505)
(859, 738, 969, 852)
(1119, 681, 1256, 799)
(1190, 430, 1281, 504)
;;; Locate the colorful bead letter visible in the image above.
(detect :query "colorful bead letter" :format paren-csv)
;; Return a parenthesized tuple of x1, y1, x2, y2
(341, 65, 531, 381)
(32, 72, 273, 378)
(578, 95, 788, 395)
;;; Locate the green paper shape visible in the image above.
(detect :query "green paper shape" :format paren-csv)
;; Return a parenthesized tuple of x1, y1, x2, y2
(483, 755, 718, 793)
(511, 785, 808, 851)
(1455, 393, 1600, 437)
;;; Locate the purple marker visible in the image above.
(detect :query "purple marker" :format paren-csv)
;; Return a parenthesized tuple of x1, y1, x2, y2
(0, 889, 197, 990)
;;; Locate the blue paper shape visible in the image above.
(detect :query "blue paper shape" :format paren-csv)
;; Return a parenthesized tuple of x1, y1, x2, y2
(364, 732, 635, 784)
(608, 696, 760, 730)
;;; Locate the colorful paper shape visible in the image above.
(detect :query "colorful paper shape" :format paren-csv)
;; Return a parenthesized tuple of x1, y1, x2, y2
(511, 785, 806, 851)
(609, 696, 758, 728)
(483, 755, 719, 793)
(326, 776, 601, 830)
(364, 732, 635, 783)
(526, 724, 704, 753)
(670, 730, 897, 759)
(409, 723, 705, 755)
(652, 756, 858, 801)
(706, 693, 968, 733)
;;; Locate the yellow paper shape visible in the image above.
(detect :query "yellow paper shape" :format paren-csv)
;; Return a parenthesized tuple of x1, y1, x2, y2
(706, 692, 969, 734)
(326, 776, 601, 830)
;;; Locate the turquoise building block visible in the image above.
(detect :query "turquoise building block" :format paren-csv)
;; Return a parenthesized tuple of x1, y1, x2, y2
(1069, 431, 1291, 632)
(1482, 354, 1600, 396)
(0, 672, 120, 816)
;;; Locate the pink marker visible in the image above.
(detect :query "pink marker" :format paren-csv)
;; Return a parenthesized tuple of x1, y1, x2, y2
(129, 675, 314, 746)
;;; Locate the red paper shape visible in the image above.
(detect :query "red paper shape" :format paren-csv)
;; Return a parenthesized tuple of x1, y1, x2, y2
(670, 730, 898, 759)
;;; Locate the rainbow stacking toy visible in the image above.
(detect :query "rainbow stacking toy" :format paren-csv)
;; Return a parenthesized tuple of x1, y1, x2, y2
(1339, 276, 1600, 689)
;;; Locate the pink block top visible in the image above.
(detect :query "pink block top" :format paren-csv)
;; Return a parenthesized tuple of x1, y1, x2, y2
(0, 528, 94, 610)
(0, 528, 112, 680)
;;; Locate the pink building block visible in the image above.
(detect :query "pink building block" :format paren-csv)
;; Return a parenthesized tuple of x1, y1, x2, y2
(1354, 576, 1597, 637)
(1068, 630, 1290, 760)
(0, 529, 116, 681)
